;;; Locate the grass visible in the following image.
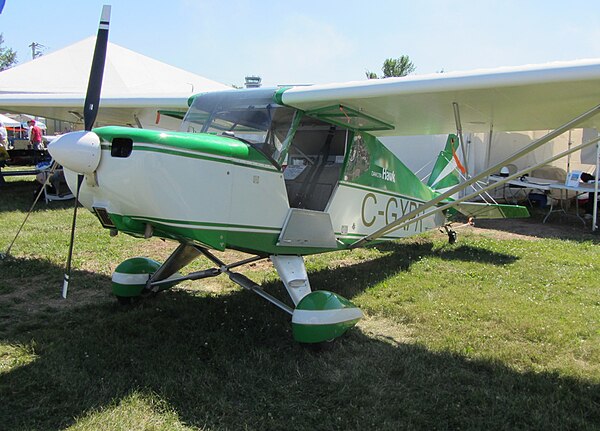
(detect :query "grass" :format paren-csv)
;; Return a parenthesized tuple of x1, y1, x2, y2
(1, 174, 600, 430)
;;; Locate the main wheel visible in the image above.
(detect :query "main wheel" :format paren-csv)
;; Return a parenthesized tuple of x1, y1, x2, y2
(291, 290, 363, 344)
(111, 257, 161, 301)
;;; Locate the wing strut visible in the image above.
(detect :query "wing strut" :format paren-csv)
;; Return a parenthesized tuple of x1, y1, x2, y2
(350, 103, 600, 248)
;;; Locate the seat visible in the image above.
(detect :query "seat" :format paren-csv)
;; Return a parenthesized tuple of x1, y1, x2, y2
(35, 164, 74, 203)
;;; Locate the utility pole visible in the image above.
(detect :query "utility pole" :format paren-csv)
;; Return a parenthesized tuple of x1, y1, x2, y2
(29, 42, 45, 59)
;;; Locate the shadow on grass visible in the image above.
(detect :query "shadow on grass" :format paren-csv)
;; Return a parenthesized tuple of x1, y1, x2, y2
(302, 241, 518, 301)
(0, 178, 74, 213)
(3, 250, 597, 430)
(0, 256, 112, 335)
(475, 213, 600, 243)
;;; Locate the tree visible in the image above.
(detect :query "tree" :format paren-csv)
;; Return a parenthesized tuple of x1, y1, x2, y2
(0, 33, 17, 71)
(366, 55, 416, 79)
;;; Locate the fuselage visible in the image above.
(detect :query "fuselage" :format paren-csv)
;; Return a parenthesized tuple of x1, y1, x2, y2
(57, 88, 448, 256)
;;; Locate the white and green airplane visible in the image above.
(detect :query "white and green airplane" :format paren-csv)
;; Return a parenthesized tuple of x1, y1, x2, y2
(47, 6, 600, 344)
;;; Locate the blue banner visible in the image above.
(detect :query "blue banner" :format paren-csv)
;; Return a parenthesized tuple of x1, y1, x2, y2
(0, 0, 5, 14)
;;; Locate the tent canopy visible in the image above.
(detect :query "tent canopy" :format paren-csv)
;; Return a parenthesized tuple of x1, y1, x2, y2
(0, 37, 230, 127)
(0, 113, 20, 127)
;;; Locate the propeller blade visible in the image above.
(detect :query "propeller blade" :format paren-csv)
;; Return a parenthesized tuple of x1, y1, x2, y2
(83, 5, 111, 131)
(62, 174, 84, 299)
(61, 5, 111, 297)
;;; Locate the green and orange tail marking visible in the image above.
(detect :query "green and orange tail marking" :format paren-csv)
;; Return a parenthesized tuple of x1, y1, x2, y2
(427, 134, 465, 193)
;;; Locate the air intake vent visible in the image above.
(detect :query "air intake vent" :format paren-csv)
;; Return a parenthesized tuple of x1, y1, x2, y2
(93, 207, 115, 228)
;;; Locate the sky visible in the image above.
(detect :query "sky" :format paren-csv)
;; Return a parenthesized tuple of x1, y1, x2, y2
(1, 0, 600, 87)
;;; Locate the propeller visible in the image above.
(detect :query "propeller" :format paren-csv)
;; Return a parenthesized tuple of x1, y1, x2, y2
(83, 5, 111, 132)
(63, 174, 84, 298)
(61, 5, 111, 298)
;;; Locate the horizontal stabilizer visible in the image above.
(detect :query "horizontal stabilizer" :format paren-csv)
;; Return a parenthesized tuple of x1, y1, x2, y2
(452, 202, 530, 219)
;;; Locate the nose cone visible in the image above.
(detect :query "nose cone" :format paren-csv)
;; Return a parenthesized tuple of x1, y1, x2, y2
(48, 130, 102, 175)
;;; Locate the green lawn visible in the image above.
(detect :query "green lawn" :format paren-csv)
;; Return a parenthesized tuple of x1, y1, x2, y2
(1, 176, 599, 430)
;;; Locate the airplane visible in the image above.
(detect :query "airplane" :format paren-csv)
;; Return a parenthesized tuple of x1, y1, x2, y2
(35, 6, 600, 344)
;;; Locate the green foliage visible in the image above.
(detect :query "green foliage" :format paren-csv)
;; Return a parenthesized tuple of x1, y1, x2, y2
(0, 175, 599, 429)
(0, 33, 17, 71)
(382, 56, 416, 78)
(366, 55, 416, 79)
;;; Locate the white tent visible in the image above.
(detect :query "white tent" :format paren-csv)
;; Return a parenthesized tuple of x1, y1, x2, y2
(0, 37, 230, 129)
(0, 113, 20, 127)
(385, 129, 597, 181)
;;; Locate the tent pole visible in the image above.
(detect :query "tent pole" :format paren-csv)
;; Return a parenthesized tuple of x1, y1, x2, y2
(566, 129, 572, 174)
(593, 140, 599, 232)
(485, 125, 493, 181)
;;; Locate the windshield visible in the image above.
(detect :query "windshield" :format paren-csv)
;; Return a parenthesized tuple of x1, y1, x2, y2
(181, 89, 299, 165)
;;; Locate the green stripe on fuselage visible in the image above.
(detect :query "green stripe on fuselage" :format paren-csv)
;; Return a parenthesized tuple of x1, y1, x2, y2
(94, 126, 275, 168)
(106, 213, 343, 255)
(132, 145, 278, 173)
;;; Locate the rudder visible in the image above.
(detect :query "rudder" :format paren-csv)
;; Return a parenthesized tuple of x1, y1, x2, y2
(427, 134, 465, 193)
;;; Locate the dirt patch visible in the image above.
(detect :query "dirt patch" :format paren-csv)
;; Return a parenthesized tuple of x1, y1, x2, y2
(468, 215, 599, 241)
(358, 315, 415, 345)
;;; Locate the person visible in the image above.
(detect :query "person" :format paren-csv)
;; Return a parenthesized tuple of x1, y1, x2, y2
(0, 121, 8, 185)
(0, 121, 7, 147)
(0, 140, 10, 186)
(28, 120, 44, 164)
(580, 172, 598, 219)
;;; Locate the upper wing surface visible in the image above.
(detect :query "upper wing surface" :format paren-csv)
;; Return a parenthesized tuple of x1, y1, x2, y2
(281, 59, 600, 136)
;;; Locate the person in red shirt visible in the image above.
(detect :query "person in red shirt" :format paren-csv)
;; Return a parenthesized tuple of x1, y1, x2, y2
(29, 120, 43, 149)
(28, 120, 44, 164)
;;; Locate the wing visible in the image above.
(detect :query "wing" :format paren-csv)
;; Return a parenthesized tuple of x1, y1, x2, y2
(281, 59, 600, 135)
(279, 59, 600, 246)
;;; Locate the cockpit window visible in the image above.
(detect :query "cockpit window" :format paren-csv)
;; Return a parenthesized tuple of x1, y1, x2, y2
(181, 89, 299, 166)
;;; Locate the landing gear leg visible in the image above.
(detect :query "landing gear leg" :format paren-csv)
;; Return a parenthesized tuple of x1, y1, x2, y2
(201, 252, 363, 344)
(271, 255, 362, 344)
(111, 245, 363, 344)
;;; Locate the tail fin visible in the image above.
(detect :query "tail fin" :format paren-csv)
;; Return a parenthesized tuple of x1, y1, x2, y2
(428, 135, 530, 219)
(427, 134, 466, 193)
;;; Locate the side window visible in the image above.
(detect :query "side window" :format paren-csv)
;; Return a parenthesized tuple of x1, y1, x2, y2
(111, 137, 133, 158)
(285, 119, 349, 210)
(343, 135, 370, 182)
